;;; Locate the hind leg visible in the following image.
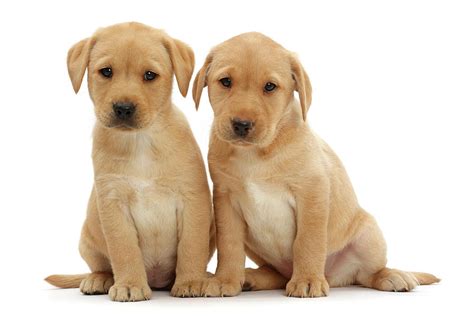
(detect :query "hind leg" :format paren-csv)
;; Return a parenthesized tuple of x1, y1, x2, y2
(327, 213, 420, 292)
(353, 216, 421, 292)
(347, 214, 419, 292)
(243, 246, 288, 291)
(78, 220, 114, 295)
(244, 266, 288, 291)
(79, 240, 114, 294)
(80, 272, 114, 295)
(78, 191, 114, 295)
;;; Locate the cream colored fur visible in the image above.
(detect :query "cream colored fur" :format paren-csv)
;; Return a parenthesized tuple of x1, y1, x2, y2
(45, 22, 215, 302)
(193, 32, 439, 298)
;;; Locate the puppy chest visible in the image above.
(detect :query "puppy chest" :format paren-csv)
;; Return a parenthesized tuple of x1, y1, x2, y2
(237, 182, 297, 261)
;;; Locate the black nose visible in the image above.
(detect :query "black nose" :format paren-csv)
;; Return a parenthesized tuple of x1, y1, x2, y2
(113, 102, 136, 120)
(232, 118, 253, 137)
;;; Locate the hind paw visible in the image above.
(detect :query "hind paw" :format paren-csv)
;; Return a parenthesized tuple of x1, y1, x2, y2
(372, 269, 419, 292)
(80, 272, 114, 295)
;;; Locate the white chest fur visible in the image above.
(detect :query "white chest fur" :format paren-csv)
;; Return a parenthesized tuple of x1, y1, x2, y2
(129, 177, 181, 288)
(235, 181, 297, 268)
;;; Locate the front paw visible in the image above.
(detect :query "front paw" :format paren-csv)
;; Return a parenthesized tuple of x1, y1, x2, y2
(201, 277, 243, 297)
(108, 283, 152, 302)
(286, 276, 329, 298)
(171, 279, 206, 297)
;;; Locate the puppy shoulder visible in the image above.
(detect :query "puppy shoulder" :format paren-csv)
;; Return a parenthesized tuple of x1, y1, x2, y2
(168, 103, 190, 126)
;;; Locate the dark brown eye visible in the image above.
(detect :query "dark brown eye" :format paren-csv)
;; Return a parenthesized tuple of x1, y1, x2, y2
(220, 77, 232, 88)
(100, 67, 113, 78)
(264, 82, 277, 92)
(144, 71, 157, 81)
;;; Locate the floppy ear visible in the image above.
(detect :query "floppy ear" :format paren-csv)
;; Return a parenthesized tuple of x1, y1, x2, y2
(164, 37, 195, 97)
(192, 54, 213, 110)
(67, 38, 93, 94)
(290, 54, 312, 121)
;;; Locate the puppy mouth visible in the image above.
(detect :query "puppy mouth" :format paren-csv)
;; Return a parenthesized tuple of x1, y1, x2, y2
(220, 132, 258, 146)
(106, 120, 140, 131)
(229, 129, 273, 148)
(229, 138, 255, 146)
(113, 124, 138, 131)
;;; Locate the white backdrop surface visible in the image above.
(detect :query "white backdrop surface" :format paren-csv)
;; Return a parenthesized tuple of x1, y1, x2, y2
(0, 0, 472, 315)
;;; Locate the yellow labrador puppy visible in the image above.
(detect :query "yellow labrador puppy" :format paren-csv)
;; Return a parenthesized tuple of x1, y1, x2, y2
(193, 32, 439, 298)
(45, 22, 215, 302)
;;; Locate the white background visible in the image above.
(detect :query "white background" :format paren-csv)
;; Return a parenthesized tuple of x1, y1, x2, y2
(0, 0, 473, 314)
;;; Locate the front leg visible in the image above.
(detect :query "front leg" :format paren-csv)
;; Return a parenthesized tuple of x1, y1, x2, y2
(171, 190, 213, 297)
(286, 178, 330, 298)
(202, 187, 246, 297)
(95, 180, 151, 302)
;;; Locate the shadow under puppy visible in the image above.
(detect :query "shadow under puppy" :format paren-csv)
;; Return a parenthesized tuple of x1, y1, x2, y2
(46, 22, 215, 302)
(193, 32, 439, 298)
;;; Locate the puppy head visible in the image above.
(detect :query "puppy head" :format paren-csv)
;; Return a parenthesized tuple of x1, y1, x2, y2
(193, 32, 311, 146)
(68, 22, 194, 131)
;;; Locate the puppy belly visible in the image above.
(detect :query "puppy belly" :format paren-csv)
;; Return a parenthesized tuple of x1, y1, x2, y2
(146, 263, 175, 289)
(238, 181, 297, 278)
(128, 178, 180, 289)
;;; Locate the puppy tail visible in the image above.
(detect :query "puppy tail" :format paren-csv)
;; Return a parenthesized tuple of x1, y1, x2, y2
(45, 273, 89, 288)
(411, 272, 441, 285)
